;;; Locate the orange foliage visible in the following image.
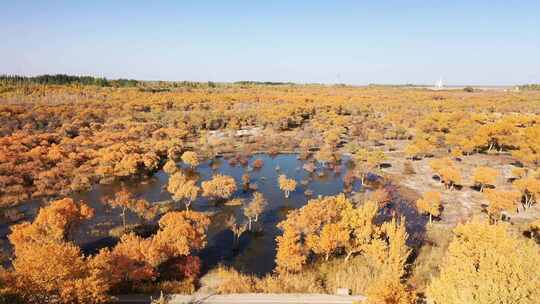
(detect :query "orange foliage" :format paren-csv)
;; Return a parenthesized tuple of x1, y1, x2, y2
(416, 191, 442, 223)
(201, 174, 237, 201)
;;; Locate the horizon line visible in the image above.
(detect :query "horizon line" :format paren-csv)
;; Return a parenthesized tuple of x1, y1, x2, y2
(0, 73, 532, 87)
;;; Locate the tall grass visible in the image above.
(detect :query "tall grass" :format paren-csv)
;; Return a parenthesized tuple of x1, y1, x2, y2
(408, 225, 452, 291)
(215, 254, 383, 295)
(317, 255, 381, 295)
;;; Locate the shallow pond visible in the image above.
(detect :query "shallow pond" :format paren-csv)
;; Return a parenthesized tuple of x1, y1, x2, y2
(72, 153, 362, 275)
(2, 153, 424, 276)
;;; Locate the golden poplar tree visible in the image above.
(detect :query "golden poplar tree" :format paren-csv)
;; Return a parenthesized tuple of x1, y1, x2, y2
(278, 175, 297, 198)
(472, 166, 498, 192)
(416, 191, 442, 223)
(427, 218, 540, 304)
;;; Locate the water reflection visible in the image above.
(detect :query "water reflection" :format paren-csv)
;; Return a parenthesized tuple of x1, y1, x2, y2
(5, 154, 363, 275)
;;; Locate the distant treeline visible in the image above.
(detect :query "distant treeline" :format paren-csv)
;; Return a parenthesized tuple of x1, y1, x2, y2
(234, 81, 295, 86)
(0, 75, 372, 89)
(518, 84, 540, 91)
(0, 74, 139, 87)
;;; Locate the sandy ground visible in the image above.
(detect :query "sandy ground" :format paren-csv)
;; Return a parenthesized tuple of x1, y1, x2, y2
(381, 140, 540, 228)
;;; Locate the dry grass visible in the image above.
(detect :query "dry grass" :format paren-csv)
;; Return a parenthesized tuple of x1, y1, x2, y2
(316, 255, 380, 295)
(408, 225, 452, 292)
(214, 254, 383, 295)
(136, 279, 196, 295)
(215, 266, 326, 294)
(157, 279, 197, 294)
(214, 266, 257, 293)
(255, 271, 325, 293)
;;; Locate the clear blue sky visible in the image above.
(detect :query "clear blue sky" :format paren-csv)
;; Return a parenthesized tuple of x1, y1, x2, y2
(1, 1, 539, 85)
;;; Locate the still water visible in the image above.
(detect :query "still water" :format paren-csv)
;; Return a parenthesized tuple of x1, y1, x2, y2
(2, 153, 426, 275)
(69, 153, 361, 275)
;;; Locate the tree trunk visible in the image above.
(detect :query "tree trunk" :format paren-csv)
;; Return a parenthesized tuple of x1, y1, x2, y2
(429, 213, 432, 224)
(344, 251, 353, 262)
(233, 234, 239, 249)
(121, 208, 127, 229)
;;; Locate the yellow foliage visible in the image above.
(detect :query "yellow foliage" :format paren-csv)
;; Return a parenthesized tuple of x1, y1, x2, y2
(278, 175, 297, 198)
(472, 166, 499, 191)
(427, 218, 540, 304)
(416, 191, 442, 223)
(201, 174, 237, 200)
(483, 189, 521, 221)
(181, 151, 199, 168)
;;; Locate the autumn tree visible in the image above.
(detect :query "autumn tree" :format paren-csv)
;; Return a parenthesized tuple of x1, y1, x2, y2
(275, 230, 307, 273)
(10, 198, 94, 244)
(163, 159, 179, 174)
(278, 175, 297, 198)
(95, 143, 160, 180)
(130, 199, 158, 224)
(472, 166, 498, 192)
(307, 223, 349, 261)
(365, 271, 416, 304)
(275, 194, 351, 272)
(152, 211, 210, 260)
(167, 171, 200, 211)
(226, 216, 247, 250)
(528, 219, 540, 241)
(376, 217, 411, 280)
(512, 124, 540, 166)
(103, 211, 209, 292)
(353, 149, 386, 185)
(181, 151, 199, 168)
(339, 200, 379, 261)
(483, 189, 521, 222)
(430, 158, 462, 190)
(104, 188, 155, 229)
(416, 191, 442, 223)
(243, 192, 268, 231)
(101, 234, 156, 290)
(404, 135, 436, 159)
(513, 176, 540, 209)
(314, 145, 335, 167)
(201, 174, 237, 202)
(427, 218, 540, 304)
(6, 241, 112, 304)
(6, 199, 112, 303)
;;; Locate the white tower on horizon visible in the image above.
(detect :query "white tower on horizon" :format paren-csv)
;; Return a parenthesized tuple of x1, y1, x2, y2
(435, 77, 443, 89)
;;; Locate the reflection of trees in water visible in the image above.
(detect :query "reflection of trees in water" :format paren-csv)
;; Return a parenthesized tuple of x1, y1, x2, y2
(10, 153, 416, 276)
